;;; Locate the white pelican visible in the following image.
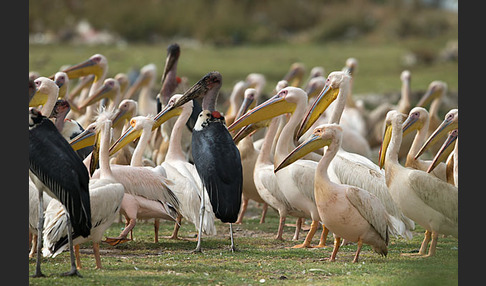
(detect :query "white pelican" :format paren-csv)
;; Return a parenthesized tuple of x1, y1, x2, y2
(366, 70, 412, 149)
(229, 87, 329, 249)
(296, 71, 415, 240)
(110, 101, 217, 242)
(234, 88, 269, 224)
(427, 129, 458, 187)
(252, 115, 307, 240)
(276, 124, 396, 262)
(30, 77, 59, 116)
(379, 110, 458, 257)
(42, 109, 125, 269)
(415, 108, 458, 160)
(282, 62, 306, 87)
(402, 107, 447, 181)
(54, 71, 69, 99)
(416, 80, 448, 155)
(415, 109, 458, 187)
(72, 122, 181, 246)
(60, 54, 109, 127)
(225, 80, 249, 126)
(124, 63, 158, 116)
(29, 108, 91, 277)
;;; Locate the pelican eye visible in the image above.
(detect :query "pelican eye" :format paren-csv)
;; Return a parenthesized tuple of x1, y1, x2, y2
(130, 119, 137, 127)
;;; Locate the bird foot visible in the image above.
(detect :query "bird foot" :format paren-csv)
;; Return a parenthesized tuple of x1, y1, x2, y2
(313, 243, 328, 248)
(288, 243, 313, 249)
(61, 268, 83, 277)
(102, 237, 131, 246)
(30, 272, 46, 278)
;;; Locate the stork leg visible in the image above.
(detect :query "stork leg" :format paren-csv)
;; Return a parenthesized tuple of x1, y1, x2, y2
(291, 220, 319, 248)
(61, 213, 82, 277)
(329, 236, 342, 262)
(352, 238, 363, 263)
(315, 224, 330, 248)
(193, 192, 206, 253)
(275, 214, 286, 240)
(32, 190, 45, 278)
(235, 198, 249, 224)
(229, 223, 237, 252)
(259, 203, 268, 224)
(292, 217, 303, 241)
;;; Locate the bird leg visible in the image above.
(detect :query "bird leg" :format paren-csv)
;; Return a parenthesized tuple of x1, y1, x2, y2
(259, 203, 268, 224)
(291, 220, 319, 248)
(164, 214, 184, 240)
(154, 219, 160, 242)
(193, 192, 206, 253)
(424, 231, 439, 257)
(402, 229, 431, 256)
(314, 224, 330, 248)
(103, 218, 135, 246)
(352, 238, 363, 263)
(275, 215, 286, 240)
(235, 198, 249, 224)
(32, 190, 45, 278)
(229, 223, 237, 252)
(93, 242, 102, 269)
(329, 236, 342, 262)
(29, 233, 38, 258)
(61, 212, 82, 277)
(292, 217, 303, 241)
(75, 244, 82, 269)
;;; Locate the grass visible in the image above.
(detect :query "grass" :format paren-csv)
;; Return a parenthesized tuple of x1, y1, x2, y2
(29, 202, 458, 285)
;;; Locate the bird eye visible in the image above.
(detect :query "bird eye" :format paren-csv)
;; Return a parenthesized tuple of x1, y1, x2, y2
(130, 119, 136, 127)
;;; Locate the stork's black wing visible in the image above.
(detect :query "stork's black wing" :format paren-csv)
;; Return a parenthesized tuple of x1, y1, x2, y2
(192, 121, 242, 223)
(29, 115, 91, 237)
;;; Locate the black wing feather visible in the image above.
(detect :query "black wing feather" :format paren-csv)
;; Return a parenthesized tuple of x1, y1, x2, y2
(29, 117, 91, 237)
(192, 121, 242, 223)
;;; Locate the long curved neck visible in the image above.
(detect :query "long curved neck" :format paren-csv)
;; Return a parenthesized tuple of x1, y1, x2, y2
(166, 107, 191, 162)
(397, 79, 411, 113)
(385, 122, 402, 169)
(99, 121, 114, 179)
(406, 121, 429, 166)
(329, 79, 350, 125)
(274, 99, 306, 166)
(130, 125, 152, 166)
(429, 93, 443, 120)
(257, 117, 279, 165)
(202, 84, 221, 112)
(40, 91, 59, 117)
(160, 66, 179, 105)
(316, 139, 340, 184)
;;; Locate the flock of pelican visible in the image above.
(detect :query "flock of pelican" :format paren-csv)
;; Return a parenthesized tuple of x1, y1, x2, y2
(29, 43, 458, 277)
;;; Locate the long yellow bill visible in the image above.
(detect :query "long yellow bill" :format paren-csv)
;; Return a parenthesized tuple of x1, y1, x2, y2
(60, 55, 104, 81)
(378, 124, 393, 169)
(69, 124, 96, 151)
(414, 113, 458, 159)
(228, 93, 296, 132)
(295, 83, 339, 140)
(274, 129, 332, 173)
(427, 129, 458, 173)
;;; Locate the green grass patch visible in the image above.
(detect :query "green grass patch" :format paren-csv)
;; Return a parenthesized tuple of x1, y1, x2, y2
(29, 203, 458, 285)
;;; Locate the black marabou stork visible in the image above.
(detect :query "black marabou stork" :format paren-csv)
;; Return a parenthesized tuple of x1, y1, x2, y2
(174, 71, 243, 252)
(29, 108, 91, 277)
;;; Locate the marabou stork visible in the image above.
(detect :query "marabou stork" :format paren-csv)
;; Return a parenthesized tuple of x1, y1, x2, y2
(29, 108, 91, 277)
(173, 71, 243, 252)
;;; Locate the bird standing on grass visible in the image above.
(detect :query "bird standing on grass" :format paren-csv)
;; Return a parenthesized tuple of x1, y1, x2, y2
(29, 108, 91, 277)
(173, 71, 243, 252)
